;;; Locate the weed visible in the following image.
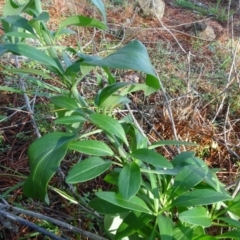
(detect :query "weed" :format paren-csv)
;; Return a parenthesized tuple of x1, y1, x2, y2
(1, 0, 240, 239)
(175, 0, 233, 22)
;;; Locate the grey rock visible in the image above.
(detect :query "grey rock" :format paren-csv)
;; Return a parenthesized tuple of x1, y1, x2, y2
(138, 0, 165, 19)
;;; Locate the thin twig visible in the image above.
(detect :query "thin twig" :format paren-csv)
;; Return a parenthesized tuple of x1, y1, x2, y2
(211, 29, 240, 123)
(125, 103, 150, 145)
(232, 179, 240, 198)
(0, 203, 107, 240)
(156, 72, 181, 154)
(15, 56, 41, 138)
(153, 0, 187, 54)
(0, 209, 66, 240)
(129, 102, 176, 156)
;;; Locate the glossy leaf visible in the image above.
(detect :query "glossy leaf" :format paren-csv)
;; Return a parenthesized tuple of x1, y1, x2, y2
(66, 157, 112, 183)
(204, 168, 227, 194)
(4, 67, 53, 79)
(0, 86, 23, 93)
(1, 43, 62, 73)
(218, 217, 240, 229)
(173, 224, 193, 240)
(104, 169, 120, 185)
(125, 123, 148, 151)
(23, 132, 76, 203)
(196, 237, 217, 240)
(4, 32, 37, 39)
(64, 61, 80, 77)
(104, 212, 129, 239)
(50, 95, 80, 110)
(3, 15, 35, 34)
(120, 83, 159, 97)
(157, 215, 173, 240)
(179, 207, 212, 227)
(141, 168, 178, 176)
(26, 77, 67, 95)
(100, 95, 131, 109)
(89, 197, 126, 214)
(116, 211, 153, 239)
(130, 148, 173, 169)
(54, 116, 86, 125)
(118, 162, 141, 200)
(28, 11, 49, 23)
(56, 15, 107, 37)
(172, 189, 231, 207)
(170, 164, 207, 198)
(226, 195, 240, 216)
(89, 113, 128, 146)
(95, 192, 152, 214)
(171, 151, 196, 167)
(216, 230, 240, 239)
(69, 140, 114, 156)
(149, 140, 198, 149)
(2, 0, 27, 16)
(81, 40, 160, 91)
(95, 82, 131, 106)
(91, 0, 106, 24)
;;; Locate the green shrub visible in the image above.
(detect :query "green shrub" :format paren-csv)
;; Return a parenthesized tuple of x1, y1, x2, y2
(1, 0, 240, 239)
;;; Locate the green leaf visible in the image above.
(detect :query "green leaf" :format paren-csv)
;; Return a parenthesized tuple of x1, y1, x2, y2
(227, 195, 240, 216)
(179, 207, 212, 227)
(120, 82, 158, 97)
(50, 95, 80, 111)
(89, 113, 128, 146)
(149, 140, 198, 149)
(118, 162, 141, 200)
(116, 211, 154, 239)
(5, 67, 53, 79)
(90, 0, 106, 24)
(173, 223, 193, 240)
(69, 140, 114, 156)
(170, 165, 207, 198)
(130, 148, 173, 169)
(3, 15, 35, 34)
(1, 43, 63, 73)
(125, 123, 148, 151)
(82, 40, 160, 91)
(104, 212, 129, 239)
(195, 236, 217, 240)
(100, 95, 131, 109)
(171, 151, 196, 167)
(0, 86, 23, 93)
(218, 217, 240, 229)
(95, 82, 131, 106)
(26, 77, 67, 95)
(55, 15, 107, 37)
(95, 192, 152, 214)
(4, 32, 37, 39)
(172, 189, 232, 207)
(28, 11, 49, 23)
(89, 197, 126, 214)
(3, 0, 28, 17)
(157, 215, 173, 240)
(104, 169, 120, 185)
(216, 230, 240, 239)
(54, 116, 86, 125)
(103, 67, 115, 84)
(64, 61, 80, 77)
(66, 157, 112, 183)
(204, 168, 227, 194)
(23, 132, 76, 203)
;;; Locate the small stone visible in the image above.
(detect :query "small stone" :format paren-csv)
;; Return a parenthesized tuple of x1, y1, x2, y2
(138, 0, 165, 19)
(197, 25, 216, 41)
